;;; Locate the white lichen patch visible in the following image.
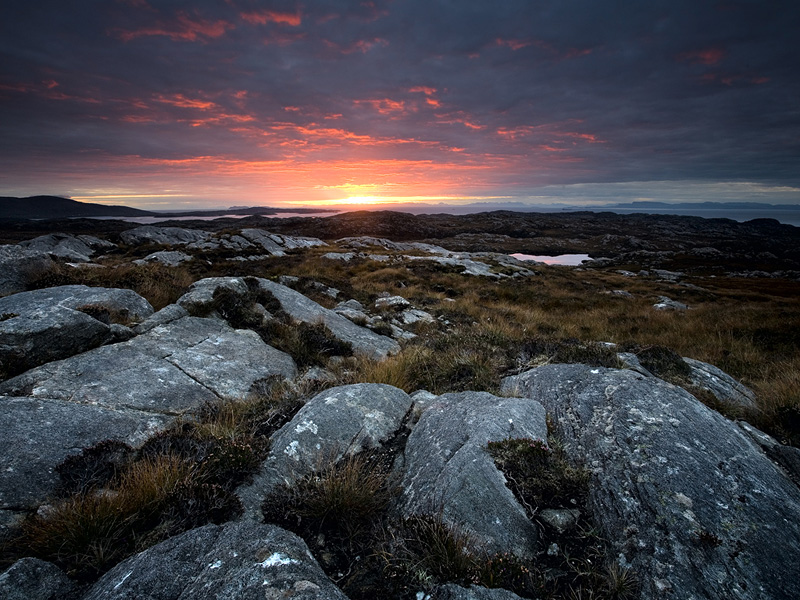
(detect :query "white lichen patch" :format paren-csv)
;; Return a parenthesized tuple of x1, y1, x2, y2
(295, 419, 318, 435)
(207, 559, 223, 569)
(284, 440, 301, 459)
(257, 552, 299, 569)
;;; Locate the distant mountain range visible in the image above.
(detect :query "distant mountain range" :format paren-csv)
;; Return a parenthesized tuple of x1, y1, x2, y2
(0, 196, 155, 219)
(0, 196, 332, 220)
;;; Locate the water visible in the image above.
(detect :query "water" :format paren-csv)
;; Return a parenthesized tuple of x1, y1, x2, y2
(88, 211, 340, 224)
(510, 253, 594, 266)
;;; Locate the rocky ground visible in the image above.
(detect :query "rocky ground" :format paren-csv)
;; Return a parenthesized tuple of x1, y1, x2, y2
(1, 215, 799, 599)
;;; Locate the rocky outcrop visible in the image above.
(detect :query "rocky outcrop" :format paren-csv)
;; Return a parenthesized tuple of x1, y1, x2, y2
(0, 285, 154, 379)
(0, 316, 297, 412)
(177, 277, 400, 360)
(399, 391, 547, 559)
(683, 357, 757, 409)
(501, 364, 800, 600)
(238, 383, 412, 520)
(120, 226, 211, 246)
(81, 522, 349, 600)
(18, 233, 114, 263)
(0, 396, 170, 520)
(0, 557, 75, 600)
(653, 296, 688, 311)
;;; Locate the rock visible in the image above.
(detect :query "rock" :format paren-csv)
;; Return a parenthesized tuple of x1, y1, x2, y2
(435, 584, 525, 600)
(374, 295, 411, 310)
(0, 396, 171, 515)
(0, 316, 297, 413)
(683, 357, 757, 410)
(178, 277, 400, 360)
(738, 421, 800, 487)
(133, 250, 193, 266)
(120, 226, 212, 246)
(0, 284, 153, 323)
(653, 296, 687, 311)
(652, 269, 683, 281)
(131, 304, 188, 334)
(501, 364, 800, 600)
(610, 289, 633, 298)
(187, 233, 255, 252)
(0, 245, 55, 296)
(399, 308, 435, 325)
(538, 508, 581, 534)
(336, 299, 364, 312)
(18, 233, 113, 262)
(321, 252, 356, 261)
(336, 236, 407, 251)
(81, 521, 348, 600)
(238, 383, 412, 520)
(0, 285, 154, 378)
(399, 391, 547, 559)
(405, 255, 504, 278)
(239, 229, 327, 255)
(616, 352, 654, 377)
(0, 557, 75, 600)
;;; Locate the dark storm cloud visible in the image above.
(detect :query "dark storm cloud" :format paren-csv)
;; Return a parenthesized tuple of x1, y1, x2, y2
(1, 0, 798, 202)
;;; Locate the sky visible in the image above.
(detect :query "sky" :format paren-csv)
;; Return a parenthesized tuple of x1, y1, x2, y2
(1, 0, 799, 210)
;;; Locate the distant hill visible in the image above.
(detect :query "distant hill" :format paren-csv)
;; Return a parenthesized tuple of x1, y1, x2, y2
(0, 196, 155, 219)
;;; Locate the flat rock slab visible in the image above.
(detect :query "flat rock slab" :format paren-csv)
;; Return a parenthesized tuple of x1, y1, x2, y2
(0, 316, 297, 413)
(0, 396, 171, 513)
(0, 284, 154, 322)
(239, 383, 412, 520)
(18, 233, 113, 263)
(82, 522, 348, 600)
(501, 364, 800, 600)
(435, 584, 525, 600)
(399, 391, 547, 559)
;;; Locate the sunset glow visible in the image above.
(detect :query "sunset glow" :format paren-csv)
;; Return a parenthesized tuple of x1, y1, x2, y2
(0, 2, 797, 209)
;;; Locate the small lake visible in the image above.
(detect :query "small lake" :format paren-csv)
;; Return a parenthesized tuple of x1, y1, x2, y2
(509, 253, 594, 266)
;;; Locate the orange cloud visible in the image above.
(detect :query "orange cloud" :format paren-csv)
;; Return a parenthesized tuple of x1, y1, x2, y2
(354, 98, 408, 115)
(154, 93, 216, 110)
(116, 13, 234, 42)
(240, 10, 302, 26)
(409, 86, 437, 95)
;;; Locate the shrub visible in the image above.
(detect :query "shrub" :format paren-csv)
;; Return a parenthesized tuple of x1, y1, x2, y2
(55, 440, 134, 497)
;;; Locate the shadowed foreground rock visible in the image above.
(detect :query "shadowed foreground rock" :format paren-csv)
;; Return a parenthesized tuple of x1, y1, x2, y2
(81, 522, 348, 600)
(502, 364, 800, 600)
(238, 383, 412, 520)
(0, 557, 75, 600)
(435, 584, 525, 600)
(399, 391, 547, 559)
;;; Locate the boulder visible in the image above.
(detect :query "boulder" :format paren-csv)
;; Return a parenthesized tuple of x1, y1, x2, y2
(0, 557, 75, 600)
(120, 226, 212, 246)
(374, 295, 411, 310)
(239, 229, 327, 255)
(0, 316, 297, 413)
(133, 250, 193, 267)
(0, 245, 55, 296)
(0, 396, 171, 516)
(81, 522, 349, 600)
(683, 357, 757, 410)
(0, 285, 154, 378)
(501, 364, 800, 600)
(238, 383, 412, 520)
(653, 296, 688, 311)
(399, 392, 547, 559)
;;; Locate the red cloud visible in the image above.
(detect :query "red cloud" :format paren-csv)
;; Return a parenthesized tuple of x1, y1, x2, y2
(116, 13, 234, 42)
(496, 38, 532, 51)
(354, 98, 408, 115)
(240, 10, 301, 26)
(678, 47, 725, 66)
(409, 86, 437, 95)
(154, 94, 216, 110)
